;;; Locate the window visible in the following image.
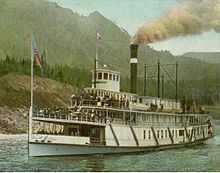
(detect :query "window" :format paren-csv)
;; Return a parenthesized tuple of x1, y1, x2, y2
(172, 130, 174, 136)
(113, 74, 116, 81)
(179, 130, 184, 137)
(175, 130, 178, 138)
(98, 73, 102, 80)
(148, 130, 151, 140)
(109, 74, 112, 80)
(104, 73, 108, 80)
(139, 98, 143, 103)
(144, 130, 146, 139)
(161, 130, 164, 139)
(165, 130, 167, 138)
(116, 75, 119, 81)
(157, 130, 160, 138)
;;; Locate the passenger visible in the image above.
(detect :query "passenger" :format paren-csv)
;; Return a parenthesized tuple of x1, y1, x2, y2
(160, 104, 164, 112)
(207, 119, 213, 136)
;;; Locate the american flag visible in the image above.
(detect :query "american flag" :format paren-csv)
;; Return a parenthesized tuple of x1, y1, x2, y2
(32, 35, 42, 68)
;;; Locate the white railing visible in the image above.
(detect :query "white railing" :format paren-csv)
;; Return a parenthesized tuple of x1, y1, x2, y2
(33, 111, 106, 125)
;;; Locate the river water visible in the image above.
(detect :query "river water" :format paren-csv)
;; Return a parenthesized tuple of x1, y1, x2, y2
(0, 120, 219, 172)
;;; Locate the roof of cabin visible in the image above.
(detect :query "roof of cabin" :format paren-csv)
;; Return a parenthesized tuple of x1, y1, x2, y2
(84, 87, 137, 96)
(91, 68, 120, 75)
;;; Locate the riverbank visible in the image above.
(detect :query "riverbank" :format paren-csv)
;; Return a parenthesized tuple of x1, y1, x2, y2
(0, 134, 27, 139)
(0, 106, 28, 134)
(0, 73, 77, 134)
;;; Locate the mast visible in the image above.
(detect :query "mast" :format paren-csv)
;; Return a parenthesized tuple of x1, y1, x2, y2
(94, 32, 100, 88)
(94, 57, 97, 88)
(144, 64, 147, 96)
(157, 60, 160, 98)
(175, 62, 178, 103)
(161, 74, 164, 99)
(96, 32, 99, 69)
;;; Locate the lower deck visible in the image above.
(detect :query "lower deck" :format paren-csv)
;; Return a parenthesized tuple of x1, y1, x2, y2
(29, 134, 212, 157)
(31, 122, 211, 148)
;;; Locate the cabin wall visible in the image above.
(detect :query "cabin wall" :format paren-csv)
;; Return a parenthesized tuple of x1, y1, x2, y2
(133, 127, 157, 146)
(105, 125, 136, 146)
(105, 125, 118, 146)
(105, 124, 209, 147)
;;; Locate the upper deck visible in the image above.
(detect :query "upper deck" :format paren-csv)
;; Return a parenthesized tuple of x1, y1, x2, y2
(32, 104, 209, 129)
(74, 87, 181, 113)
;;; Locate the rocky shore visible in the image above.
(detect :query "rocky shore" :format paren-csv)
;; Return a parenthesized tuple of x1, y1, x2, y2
(0, 106, 28, 134)
(0, 73, 77, 134)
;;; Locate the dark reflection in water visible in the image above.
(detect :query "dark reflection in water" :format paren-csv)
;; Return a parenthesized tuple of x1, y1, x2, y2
(0, 120, 220, 172)
(83, 156, 106, 172)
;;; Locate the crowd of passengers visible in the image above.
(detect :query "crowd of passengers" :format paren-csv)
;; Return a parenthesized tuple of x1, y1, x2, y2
(36, 106, 136, 125)
(71, 90, 130, 109)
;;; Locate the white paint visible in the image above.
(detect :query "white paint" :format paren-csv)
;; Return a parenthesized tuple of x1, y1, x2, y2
(31, 135, 90, 145)
(130, 58, 138, 63)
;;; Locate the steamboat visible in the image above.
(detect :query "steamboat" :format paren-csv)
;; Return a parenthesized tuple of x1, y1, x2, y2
(29, 44, 214, 156)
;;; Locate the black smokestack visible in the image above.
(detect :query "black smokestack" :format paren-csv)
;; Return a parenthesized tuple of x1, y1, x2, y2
(130, 44, 138, 94)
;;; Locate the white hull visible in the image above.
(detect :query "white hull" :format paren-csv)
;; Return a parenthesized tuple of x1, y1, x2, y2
(29, 138, 208, 157)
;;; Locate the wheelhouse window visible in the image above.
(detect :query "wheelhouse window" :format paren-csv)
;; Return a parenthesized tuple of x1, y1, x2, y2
(116, 75, 119, 81)
(109, 73, 112, 80)
(104, 73, 108, 80)
(98, 72, 102, 80)
(113, 74, 116, 81)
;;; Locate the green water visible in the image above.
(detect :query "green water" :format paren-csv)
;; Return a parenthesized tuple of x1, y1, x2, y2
(0, 121, 219, 171)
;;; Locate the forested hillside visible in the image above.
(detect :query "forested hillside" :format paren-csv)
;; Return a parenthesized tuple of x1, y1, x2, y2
(0, 0, 219, 105)
(0, 0, 186, 75)
(183, 52, 220, 64)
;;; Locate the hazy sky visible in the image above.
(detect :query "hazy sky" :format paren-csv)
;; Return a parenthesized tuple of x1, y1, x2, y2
(49, 0, 220, 55)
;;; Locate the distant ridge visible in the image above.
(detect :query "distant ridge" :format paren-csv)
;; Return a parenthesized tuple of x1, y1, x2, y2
(182, 52, 220, 63)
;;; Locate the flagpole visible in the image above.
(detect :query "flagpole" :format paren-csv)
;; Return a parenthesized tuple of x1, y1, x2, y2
(28, 34, 34, 157)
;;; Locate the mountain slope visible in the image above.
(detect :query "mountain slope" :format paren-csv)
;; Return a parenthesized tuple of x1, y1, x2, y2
(182, 52, 220, 63)
(0, 0, 179, 76)
(0, 0, 219, 100)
